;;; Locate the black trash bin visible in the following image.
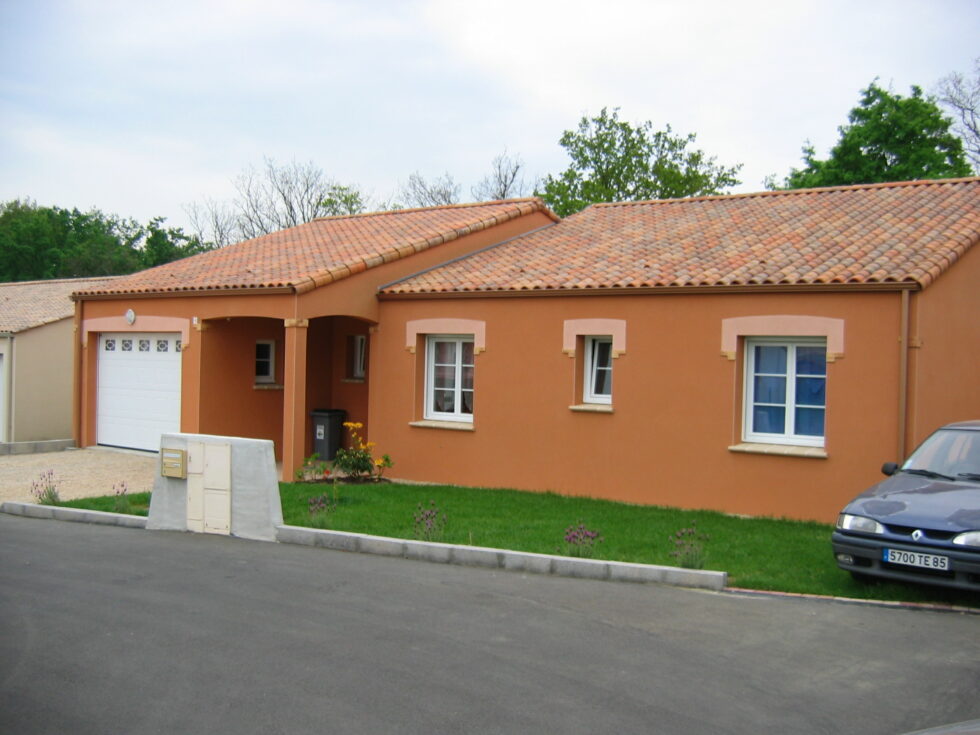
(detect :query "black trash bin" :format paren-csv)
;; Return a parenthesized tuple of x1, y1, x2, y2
(310, 409, 346, 460)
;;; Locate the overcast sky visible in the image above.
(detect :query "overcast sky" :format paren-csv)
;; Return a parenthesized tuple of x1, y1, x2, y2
(1, 0, 977, 234)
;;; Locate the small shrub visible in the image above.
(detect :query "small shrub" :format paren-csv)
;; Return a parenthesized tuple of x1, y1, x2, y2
(561, 521, 604, 558)
(295, 453, 330, 482)
(413, 500, 446, 542)
(30, 470, 61, 506)
(308, 494, 336, 529)
(332, 422, 394, 481)
(669, 522, 710, 569)
(112, 481, 131, 514)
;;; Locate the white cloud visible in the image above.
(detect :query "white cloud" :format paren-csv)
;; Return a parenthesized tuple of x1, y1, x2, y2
(1, 0, 977, 230)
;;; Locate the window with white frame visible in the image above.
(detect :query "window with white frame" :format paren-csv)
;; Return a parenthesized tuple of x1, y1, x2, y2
(583, 336, 613, 404)
(425, 335, 474, 422)
(255, 340, 275, 383)
(744, 338, 826, 446)
(349, 334, 367, 379)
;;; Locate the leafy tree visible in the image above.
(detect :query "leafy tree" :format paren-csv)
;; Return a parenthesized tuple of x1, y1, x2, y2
(0, 200, 65, 281)
(936, 58, 980, 173)
(140, 217, 213, 269)
(780, 82, 971, 189)
(537, 107, 742, 216)
(0, 200, 209, 282)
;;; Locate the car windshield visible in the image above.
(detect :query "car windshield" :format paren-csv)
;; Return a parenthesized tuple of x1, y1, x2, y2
(902, 429, 980, 479)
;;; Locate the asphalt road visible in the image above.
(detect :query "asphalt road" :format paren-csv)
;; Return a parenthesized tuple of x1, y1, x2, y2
(1, 515, 978, 735)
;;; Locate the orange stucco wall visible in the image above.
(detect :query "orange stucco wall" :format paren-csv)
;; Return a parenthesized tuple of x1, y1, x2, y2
(197, 317, 285, 449)
(910, 242, 980, 446)
(369, 290, 916, 522)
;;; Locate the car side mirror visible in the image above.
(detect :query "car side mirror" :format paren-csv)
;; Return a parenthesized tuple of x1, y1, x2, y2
(881, 462, 899, 476)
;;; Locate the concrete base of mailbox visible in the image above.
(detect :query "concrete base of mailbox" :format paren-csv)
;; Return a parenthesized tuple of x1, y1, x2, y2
(147, 433, 283, 542)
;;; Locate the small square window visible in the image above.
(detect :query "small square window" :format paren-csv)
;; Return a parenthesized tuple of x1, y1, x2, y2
(156, 339, 169, 352)
(121, 339, 132, 352)
(104, 339, 115, 352)
(255, 341, 275, 383)
(139, 339, 150, 352)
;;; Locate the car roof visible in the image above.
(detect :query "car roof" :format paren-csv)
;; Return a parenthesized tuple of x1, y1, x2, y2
(942, 421, 980, 431)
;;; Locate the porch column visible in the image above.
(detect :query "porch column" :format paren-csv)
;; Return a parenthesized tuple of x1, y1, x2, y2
(282, 318, 309, 481)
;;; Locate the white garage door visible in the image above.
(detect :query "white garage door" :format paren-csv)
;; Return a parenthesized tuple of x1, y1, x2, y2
(97, 332, 182, 451)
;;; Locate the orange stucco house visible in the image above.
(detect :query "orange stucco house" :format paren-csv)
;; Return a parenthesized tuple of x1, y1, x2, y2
(73, 179, 980, 521)
(72, 200, 557, 477)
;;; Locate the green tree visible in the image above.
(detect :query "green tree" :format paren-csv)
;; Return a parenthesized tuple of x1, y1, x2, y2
(537, 107, 742, 217)
(0, 200, 65, 281)
(0, 200, 210, 282)
(781, 82, 971, 189)
(140, 217, 212, 269)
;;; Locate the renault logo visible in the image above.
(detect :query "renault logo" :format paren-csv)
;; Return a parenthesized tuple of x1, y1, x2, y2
(911, 529, 924, 542)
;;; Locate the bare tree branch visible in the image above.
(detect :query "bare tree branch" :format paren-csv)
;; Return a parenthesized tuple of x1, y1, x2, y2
(471, 149, 530, 200)
(401, 171, 462, 207)
(937, 57, 980, 172)
(184, 197, 238, 248)
(185, 158, 372, 246)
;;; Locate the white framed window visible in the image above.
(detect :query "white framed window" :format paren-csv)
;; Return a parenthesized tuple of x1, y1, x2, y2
(744, 338, 826, 447)
(255, 340, 275, 383)
(583, 336, 613, 404)
(350, 334, 367, 379)
(425, 334, 474, 422)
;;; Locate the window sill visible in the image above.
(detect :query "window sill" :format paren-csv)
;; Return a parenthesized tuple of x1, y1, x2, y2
(409, 420, 474, 432)
(728, 442, 827, 459)
(569, 404, 613, 413)
(253, 383, 283, 391)
(341, 378, 365, 384)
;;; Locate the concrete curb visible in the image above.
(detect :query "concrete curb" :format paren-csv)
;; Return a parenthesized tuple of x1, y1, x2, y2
(1, 501, 147, 529)
(0, 502, 726, 591)
(275, 525, 729, 591)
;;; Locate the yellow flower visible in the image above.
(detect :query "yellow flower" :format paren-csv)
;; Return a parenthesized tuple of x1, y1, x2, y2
(374, 458, 384, 466)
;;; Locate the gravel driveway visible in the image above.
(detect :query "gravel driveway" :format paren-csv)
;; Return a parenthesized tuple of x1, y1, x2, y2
(0, 448, 157, 503)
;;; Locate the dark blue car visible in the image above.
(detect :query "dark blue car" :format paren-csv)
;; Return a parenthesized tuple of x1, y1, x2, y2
(832, 421, 980, 591)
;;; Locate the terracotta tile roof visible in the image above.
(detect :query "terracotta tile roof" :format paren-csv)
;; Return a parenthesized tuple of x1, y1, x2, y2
(0, 277, 120, 333)
(74, 199, 556, 298)
(381, 178, 980, 295)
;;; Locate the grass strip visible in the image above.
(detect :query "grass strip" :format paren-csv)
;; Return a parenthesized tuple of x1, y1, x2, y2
(58, 483, 977, 607)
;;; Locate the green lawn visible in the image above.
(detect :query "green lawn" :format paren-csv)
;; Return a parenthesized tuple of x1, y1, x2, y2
(61, 482, 977, 608)
(281, 481, 977, 607)
(61, 492, 152, 517)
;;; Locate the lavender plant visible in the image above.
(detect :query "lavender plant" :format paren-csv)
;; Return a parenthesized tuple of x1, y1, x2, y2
(413, 500, 446, 542)
(669, 521, 710, 569)
(562, 521, 604, 558)
(308, 493, 335, 529)
(112, 481, 131, 514)
(30, 470, 61, 506)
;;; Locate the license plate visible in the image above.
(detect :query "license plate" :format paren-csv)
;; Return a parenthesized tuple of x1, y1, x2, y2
(883, 548, 950, 571)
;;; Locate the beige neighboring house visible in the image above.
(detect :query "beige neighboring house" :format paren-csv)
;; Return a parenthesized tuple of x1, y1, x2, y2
(0, 277, 117, 453)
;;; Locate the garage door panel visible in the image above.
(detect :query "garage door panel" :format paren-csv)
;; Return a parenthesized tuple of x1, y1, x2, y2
(97, 332, 181, 451)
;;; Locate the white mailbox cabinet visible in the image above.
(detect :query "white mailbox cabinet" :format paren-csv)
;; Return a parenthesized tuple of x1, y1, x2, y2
(148, 433, 282, 542)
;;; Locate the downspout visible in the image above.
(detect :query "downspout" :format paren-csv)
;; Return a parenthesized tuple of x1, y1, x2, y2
(897, 288, 910, 461)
